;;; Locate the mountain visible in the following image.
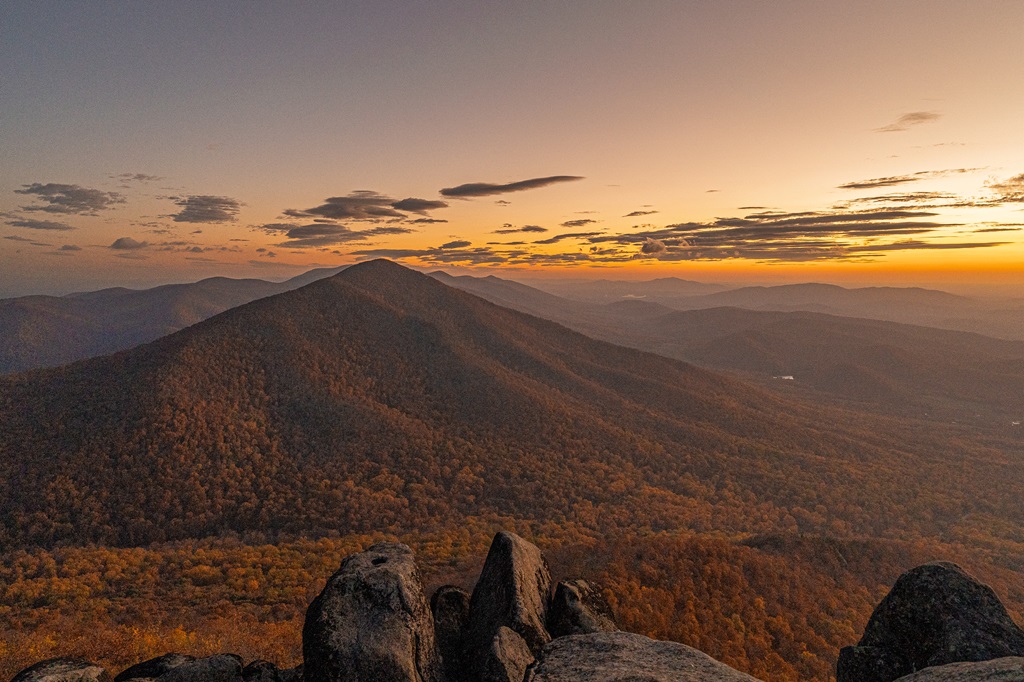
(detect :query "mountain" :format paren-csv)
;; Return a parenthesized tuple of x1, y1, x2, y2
(0, 260, 1021, 551)
(0, 267, 346, 375)
(519, 276, 725, 305)
(434, 273, 1024, 424)
(662, 283, 1024, 341)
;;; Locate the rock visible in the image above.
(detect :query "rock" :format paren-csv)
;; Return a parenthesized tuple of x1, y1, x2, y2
(466, 531, 552, 663)
(11, 659, 110, 682)
(894, 657, 1024, 681)
(431, 585, 470, 682)
(837, 562, 1024, 682)
(115, 655, 194, 682)
(157, 655, 242, 682)
(302, 542, 441, 682)
(525, 631, 759, 682)
(241, 662, 278, 682)
(480, 627, 535, 682)
(547, 580, 616, 638)
(277, 667, 301, 682)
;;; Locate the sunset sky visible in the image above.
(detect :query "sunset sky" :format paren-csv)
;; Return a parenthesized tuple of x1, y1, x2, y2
(2, 1, 1023, 297)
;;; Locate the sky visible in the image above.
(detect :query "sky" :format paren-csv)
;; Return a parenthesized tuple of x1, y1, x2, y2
(1, 1, 1023, 297)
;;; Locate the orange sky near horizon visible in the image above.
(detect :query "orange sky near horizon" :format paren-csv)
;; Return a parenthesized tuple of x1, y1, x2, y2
(1, 2, 1022, 297)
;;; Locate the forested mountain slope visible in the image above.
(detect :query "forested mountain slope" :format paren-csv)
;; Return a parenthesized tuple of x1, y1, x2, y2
(0, 267, 346, 375)
(1, 260, 1021, 551)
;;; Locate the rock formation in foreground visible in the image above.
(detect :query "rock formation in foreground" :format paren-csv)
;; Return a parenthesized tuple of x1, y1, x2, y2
(302, 542, 441, 682)
(525, 631, 759, 682)
(838, 561, 1024, 682)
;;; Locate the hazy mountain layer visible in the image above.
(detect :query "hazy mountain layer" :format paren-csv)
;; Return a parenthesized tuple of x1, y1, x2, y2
(434, 272, 1024, 423)
(0, 260, 1021, 551)
(0, 267, 346, 375)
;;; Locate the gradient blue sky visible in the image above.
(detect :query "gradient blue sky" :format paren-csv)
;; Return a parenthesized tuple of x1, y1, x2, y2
(2, 1, 1023, 296)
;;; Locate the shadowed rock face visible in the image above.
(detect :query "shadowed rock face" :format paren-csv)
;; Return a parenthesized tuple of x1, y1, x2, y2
(12, 660, 110, 682)
(547, 580, 616, 638)
(302, 542, 441, 682)
(114, 655, 194, 682)
(838, 562, 1024, 682)
(431, 586, 470, 682)
(480, 627, 534, 682)
(893, 657, 1024, 681)
(466, 531, 552, 660)
(525, 632, 759, 682)
(241, 661, 280, 682)
(158, 656, 242, 682)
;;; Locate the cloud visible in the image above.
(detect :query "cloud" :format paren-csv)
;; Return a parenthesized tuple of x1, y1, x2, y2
(625, 210, 658, 217)
(409, 217, 448, 224)
(15, 183, 125, 215)
(641, 238, 667, 255)
(3, 235, 34, 242)
(59, 244, 82, 251)
(5, 218, 76, 231)
(560, 218, 598, 228)
(581, 206, 999, 262)
(168, 195, 242, 223)
(839, 168, 980, 190)
(533, 231, 604, 245)
(875, 111, 941, 133)
(390, 198, 449, 214)
(111, 173, 163, 184)
(493, 224, 548, 234)
(109, 237, 149, 250)
(254, 221, 415, 249)
(440, 240, 471, 249)
(285, 191, 406, 221)
(987, 173, 1024, 203)
(440, 175, 583, 198)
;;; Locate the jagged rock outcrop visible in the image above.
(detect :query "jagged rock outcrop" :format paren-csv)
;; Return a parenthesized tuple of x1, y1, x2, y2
(276, 667, 301, 682)
(114, 655, 194, 682)
(302, 542, 441, 682)
(480, 627, 534, 682)
(241, 661, 279, 682)
(547, 580, 616, 638)
(466, 532, 552, 658)
(11, 660, 110, 682)
(525, 631, 759, 682)
(893, 657, 1024, 681)
(838, 562, 1024, 682)
(431, 586, 470, 682)
(158, 656, 242, 682)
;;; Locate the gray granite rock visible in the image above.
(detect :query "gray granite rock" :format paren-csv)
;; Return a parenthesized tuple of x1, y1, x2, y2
(894, 657, 1024, 681)
(12, 659, 109, 682)
(466, 532, 552, 662)
(547, 580, 616, 638)
(302, 542, 441, 682)
(838, 563, 1024, 682)
(116, 655, 194, 682)
(525, 631, 759, 682)
(479, 627, 535, 682)
(156, 656, 241, 682)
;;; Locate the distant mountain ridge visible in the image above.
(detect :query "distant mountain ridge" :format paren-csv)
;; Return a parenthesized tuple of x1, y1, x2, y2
(1, 260, 1021, 552)
(0, 267, 346, 374)
(433, 272, 1024, 424)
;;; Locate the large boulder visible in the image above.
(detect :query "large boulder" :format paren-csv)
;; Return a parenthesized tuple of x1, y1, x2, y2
(302, 542, 441, 682)
(466, 532, 552, 662)
(431, 585, 470, 682)
(894, 657, 1024, 681)
(157, 656, 242, 682)
(838, 562, 1024, 682)
(547, 580, 616, 638)
(12, 660, 109, 682)
(241, 661, 279, 682)
(115, 655, 194, 682)
(525, 631, 759, 682)
(480, 627, 534, 682)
